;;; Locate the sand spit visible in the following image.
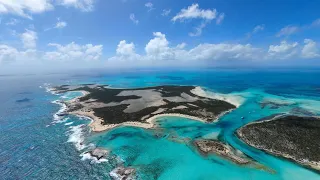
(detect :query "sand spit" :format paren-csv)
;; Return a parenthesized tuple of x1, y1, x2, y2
(191, 86, 243, 107)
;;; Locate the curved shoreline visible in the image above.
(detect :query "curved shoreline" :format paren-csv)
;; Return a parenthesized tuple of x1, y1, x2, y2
(51, 86, 240, 132)
(236, 115, 320, 172)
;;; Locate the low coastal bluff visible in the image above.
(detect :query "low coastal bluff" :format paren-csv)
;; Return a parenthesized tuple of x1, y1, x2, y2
(237, 115, 320, 171)
(52, 84, 236, 131)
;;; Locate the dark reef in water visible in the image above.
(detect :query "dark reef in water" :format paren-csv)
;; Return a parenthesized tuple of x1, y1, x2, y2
(16, 98, 31, 103)
(53, 85, 235, 126)
(237, 115, 320, 171)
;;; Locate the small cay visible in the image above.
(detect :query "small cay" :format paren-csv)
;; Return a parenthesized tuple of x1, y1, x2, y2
(52, 84, 236, 132)
(237, 115, 320, 172)
(194, 139, 251, 165)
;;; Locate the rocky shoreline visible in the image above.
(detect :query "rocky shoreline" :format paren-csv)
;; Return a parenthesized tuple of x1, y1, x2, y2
(237, 115, 320, 171)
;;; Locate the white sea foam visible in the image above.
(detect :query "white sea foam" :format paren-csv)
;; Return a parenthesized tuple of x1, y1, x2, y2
(191, 86, 245, 107)
(51, 100, 68, 123)
(65, 122, 74, 126)
(67, 125, 87, 151)
(80, 152, 108, 164)
(109, 167, 135, 180)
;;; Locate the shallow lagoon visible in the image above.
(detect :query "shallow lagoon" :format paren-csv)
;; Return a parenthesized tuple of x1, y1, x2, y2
(86, 88, 320, 179)
(1, 69, 320, 179)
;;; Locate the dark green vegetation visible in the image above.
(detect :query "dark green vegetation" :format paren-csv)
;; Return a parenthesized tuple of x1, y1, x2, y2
(54, 85, 236, 125)
(237, 115, 320, 171)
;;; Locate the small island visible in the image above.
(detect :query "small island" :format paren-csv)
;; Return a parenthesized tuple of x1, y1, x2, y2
(237, 115, 320, 171)
(193, 139, 251, 165)
(52, 84, 236, 132)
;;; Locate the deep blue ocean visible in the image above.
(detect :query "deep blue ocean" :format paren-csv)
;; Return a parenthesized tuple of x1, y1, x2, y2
(1, 69, 320, 180)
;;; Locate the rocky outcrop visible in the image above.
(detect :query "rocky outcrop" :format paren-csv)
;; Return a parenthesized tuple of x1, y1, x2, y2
(109, 166, 135, 180)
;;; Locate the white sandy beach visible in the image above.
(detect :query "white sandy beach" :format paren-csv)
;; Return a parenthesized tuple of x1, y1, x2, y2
(191, 86, 243, 107)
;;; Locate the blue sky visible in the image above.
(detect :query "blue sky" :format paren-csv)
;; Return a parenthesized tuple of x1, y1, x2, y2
(0, 0, 320, 73)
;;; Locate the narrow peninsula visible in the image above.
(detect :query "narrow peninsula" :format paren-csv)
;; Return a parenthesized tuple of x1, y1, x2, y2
(237, 115, 320, 171)
(52, 84, 236, 132)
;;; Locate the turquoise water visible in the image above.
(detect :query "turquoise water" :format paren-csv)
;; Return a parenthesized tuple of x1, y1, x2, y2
(1, 69, 320, 179)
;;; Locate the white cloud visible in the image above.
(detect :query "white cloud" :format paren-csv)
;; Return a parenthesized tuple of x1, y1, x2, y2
(172, 4, 217, 22)
(145, 32, 170, 55)
(311, 18, 320, 27)
(176, 42, 187, 49)
(276, 25, 299, 37)
(145, 2, 154, 12)
(129, 13, 139, 24)
(253, 24, 265, 33)
(0, 44, 18, 63)
(301, 39, 320, 58)
(44, 42, 103, 61)
(189, 22, 207, 37)
(57, 0, 95, 12)
(216, 13, 225, 25)
(172, 4, 223, 37)
(0, 0, 53, 19)
(20, 29, 37, 49)
(55, 20, 67, 29)
(268, 41, 299, 59)
(162, 9, 171, 16)
(5, 18, 19, 25)
(108, 32, 262, 67)
(116, 40, 135, 56)
(246, 24, 265, 38)
(44, 18, 67, 31)
(0, 44, 38, 64)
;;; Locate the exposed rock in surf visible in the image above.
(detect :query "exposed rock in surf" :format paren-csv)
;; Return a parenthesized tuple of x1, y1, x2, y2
(89, 148, 109, 160)
(109, 166, 136, 180)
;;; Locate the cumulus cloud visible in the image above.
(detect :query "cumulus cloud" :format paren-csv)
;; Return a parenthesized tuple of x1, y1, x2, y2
(20, 29, 37, 49)
(276, 25, 299, 37)
(161, 9, 171, 16)
(301, 39, 320, 58)
(0, 44, 19, 63)
(172, 4, 217, 22)
(129, 13, 139, 24)
(268, 41, 299, 59)
(57, 0, 95, 12)
(172, 4, 224, 37)
(0, 0, 53, 19)
(116, 40, 135, 56)
(44, 42, 103, 61)
(108, 32, 262, 67)
(0, 44, 38, 64)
